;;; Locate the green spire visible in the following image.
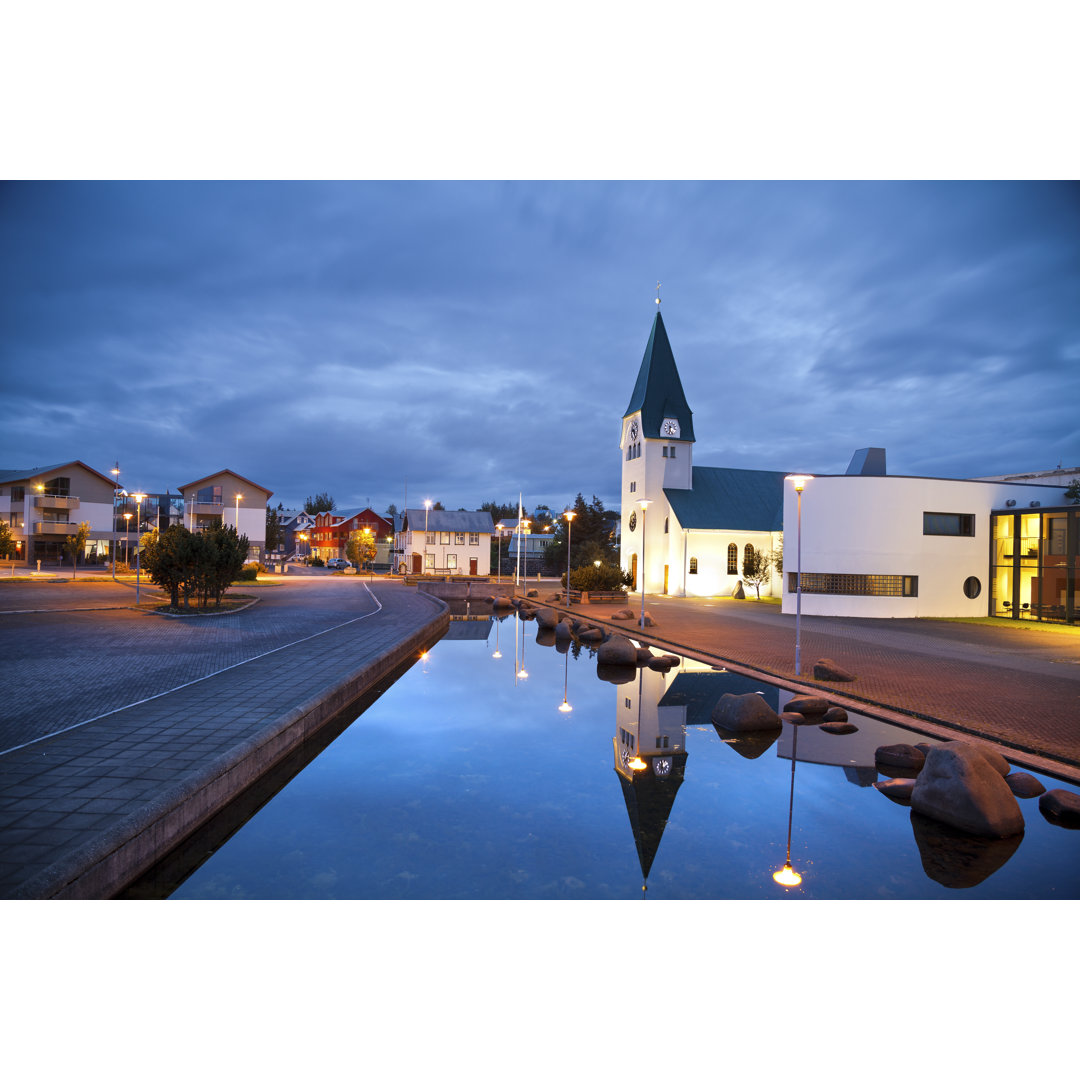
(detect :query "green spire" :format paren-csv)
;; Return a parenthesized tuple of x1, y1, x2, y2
(622, 311, 695, 442)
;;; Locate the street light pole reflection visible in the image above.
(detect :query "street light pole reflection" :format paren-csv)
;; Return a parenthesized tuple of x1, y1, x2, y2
(773, 719, 803, 889)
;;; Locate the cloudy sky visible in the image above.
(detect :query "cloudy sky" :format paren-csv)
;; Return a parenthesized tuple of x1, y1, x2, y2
(2, 180, 1077, 515)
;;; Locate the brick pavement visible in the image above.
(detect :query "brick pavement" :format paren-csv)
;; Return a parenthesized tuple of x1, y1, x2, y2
(0, 577, 448, 898)
(546, 590, 1080, 773)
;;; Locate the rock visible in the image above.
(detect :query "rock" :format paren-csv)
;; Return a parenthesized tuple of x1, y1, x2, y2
(785, 696, 830, 716)
(716, 727, 781, 759)
(491, 595, 513, 608)
(547, 593, 563, 603)
(648, 656, 678, 672)
(596, 663, 636, 685)
(874, 778, 916, 803)
(915, 742, 938, 757)
(1039, 789, 1080, 827)
(535, 627, 556, 648)
(518, 608, 536, 621)
(910, 742, 1025, 838)
(875, 743, 926, 771)
(910, 813, 1023, 888)
(786, 711, 826, 726)
(343, 566, 357, 575)
(814, 657, 856, 682)
(534, 607, 560, 629)
(823, 706, 848, 723)
(732, 581, 745, 599)
(635, 647, 653, 664)
(597, 635, 638, 666)
(821, 721, 858, 735)
(526, 589, 539, 598)
(965, 743, 1010, 777)
(578, 627, 605, 644)
(711, 692, 783, 732)
(1004, 772, 1045, 798)
(554, 621, 573, 641)
(611, 609, 635, 620)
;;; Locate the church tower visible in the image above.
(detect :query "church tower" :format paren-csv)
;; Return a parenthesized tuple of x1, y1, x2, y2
(621, 310, 695, 595)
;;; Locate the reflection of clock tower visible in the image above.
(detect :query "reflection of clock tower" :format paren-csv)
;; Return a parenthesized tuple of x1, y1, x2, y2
(621, 308, 696, 595)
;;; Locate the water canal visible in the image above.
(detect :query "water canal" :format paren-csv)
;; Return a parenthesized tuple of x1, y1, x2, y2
(160, 611, 1080, 900)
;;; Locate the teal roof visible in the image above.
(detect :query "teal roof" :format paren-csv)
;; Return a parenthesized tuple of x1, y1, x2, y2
(665, 467, 786, 531)
(623, 311, 695, 442)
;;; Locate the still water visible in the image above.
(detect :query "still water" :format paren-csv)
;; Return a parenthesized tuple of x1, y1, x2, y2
(170, 612, 1080, 900)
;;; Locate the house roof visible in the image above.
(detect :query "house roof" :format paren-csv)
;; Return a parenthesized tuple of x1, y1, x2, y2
(0, 461, 119, 488)
(665, 466, 786, 532)
(400, 508, 495, 534)
(178, 469, 273, 498)
(623, 311, 696, 442)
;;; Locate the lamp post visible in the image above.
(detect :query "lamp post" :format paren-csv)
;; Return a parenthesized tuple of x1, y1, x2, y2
(133, 492, 145, 603)
(123, 513, 132, 564)
(637, 498, 651, 628)
(495, 523, 504, 585)
(787, 475, 812, 676)
(564, 510, 575, 606)
(424, 499, 432, 575)
(111, 462, 120, 579)
(234, 492, 242, 531)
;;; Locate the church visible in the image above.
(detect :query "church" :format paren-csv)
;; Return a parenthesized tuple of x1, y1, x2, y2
(619, 309, 786, 599)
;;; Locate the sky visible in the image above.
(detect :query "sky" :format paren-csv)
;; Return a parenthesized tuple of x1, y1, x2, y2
(2, 180, 1078, 516)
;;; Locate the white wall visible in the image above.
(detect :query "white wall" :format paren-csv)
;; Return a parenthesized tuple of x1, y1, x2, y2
(780, 475, 1062, 617)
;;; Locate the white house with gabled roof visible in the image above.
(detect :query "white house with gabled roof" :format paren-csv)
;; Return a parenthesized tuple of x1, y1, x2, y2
(395, 508, 495, 575)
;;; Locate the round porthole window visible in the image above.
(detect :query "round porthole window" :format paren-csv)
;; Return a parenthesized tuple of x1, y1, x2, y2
(963, 576, 981, 599)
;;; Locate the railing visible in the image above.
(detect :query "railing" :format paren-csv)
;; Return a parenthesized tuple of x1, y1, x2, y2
(34, 495, 80, 510)
(33, 521, 79, 535)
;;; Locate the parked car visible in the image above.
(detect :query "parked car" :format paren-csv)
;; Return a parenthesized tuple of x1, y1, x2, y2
(326, 558, 350, 570)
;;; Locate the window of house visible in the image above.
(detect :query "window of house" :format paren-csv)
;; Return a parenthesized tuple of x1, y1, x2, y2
(469, 533, 479, 545)
(198, 484, 223, 505)
(425, 553, 435, 569)
(963, 576, 981, 599)
(440, 532, 450, 544)
(789, 572, 919, 597)
(455, 532, 465, 545)
(44, 477, 70, 497)
(689, 557, 698, 574)
(447, 554, 457, 569)
(11, 487, 24, 503)
(923, 513, 976, 536)
(426, 532, 435, 544)
(727, 543, 737, 575)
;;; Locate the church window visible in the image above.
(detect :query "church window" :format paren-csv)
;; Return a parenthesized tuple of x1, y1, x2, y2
(664, 517, 669, 534)
(689, 557, 698, 574)
(630, 481, 636, 492)
(744, 543, 754, 569)
(669, 446, 676, 458)
(727, 544, 737, 574)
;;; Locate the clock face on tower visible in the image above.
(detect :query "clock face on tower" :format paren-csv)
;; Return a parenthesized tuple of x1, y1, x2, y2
(663, 418, 680, 437)
(628, 418, 639, 443)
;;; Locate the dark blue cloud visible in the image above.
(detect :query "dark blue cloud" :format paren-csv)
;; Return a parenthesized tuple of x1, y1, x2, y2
(1, 181, 1077, 512)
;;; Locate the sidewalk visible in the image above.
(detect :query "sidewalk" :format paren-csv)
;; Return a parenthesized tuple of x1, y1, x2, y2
(0, 577, 447, 898)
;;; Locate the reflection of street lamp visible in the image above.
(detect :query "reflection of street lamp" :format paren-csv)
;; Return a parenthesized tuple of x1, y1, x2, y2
(773, 720, 803, 889)
(492, 614, 502, 659)
(516, 611, 528, 681)
(637, 498, 651, 628)
(563, 511, 575, 606)
(558, 648, 572, 712)
(787, 475, 813, 676)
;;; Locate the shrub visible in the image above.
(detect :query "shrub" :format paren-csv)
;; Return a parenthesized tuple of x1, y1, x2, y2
(308, 555, 325, 567)
(563, 562, 633, 592)
(235, 565, 259, 581)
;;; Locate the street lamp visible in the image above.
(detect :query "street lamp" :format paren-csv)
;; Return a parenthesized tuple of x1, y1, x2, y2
(516, 519, 530, 591)
(495, 523, 505, 585)
(564, 510, 575, 606)
(637, 498, 651, 628)
(111, 462, 120, 579)
(787, 475, 813, 676)
(123, 513, 132, 564)
(133, 492, 145, 603)
(234, 492, 242, 530)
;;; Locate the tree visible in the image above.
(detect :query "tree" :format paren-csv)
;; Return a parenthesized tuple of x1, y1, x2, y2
(196, 520, 249, 608)
(772, 536, 784, 575)
(564, 562, 633, 592)
(265, 505, 282, 553)
(545, 494, 619, 570)
(346, 528, 377, 570)
(0, 521, 16, 561)
(1066, 478, 1080, 504)
(64, 522, 91, 579)
(304, 492, 337, 514)
(741, 545, 774, 599)
(142, 525, 196, 609)
(386, 503, 398, 517)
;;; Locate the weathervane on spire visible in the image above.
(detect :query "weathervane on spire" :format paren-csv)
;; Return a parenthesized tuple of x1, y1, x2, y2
(655, 280, 661, 306)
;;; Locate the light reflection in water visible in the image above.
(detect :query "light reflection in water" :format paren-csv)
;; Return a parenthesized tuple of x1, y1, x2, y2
(168, 610, 1080, 900)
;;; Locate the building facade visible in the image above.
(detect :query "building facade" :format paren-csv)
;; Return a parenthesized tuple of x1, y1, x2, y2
(310, 507, 394, 565)
(177, 469, 272, 563)
(395, 508, 495, 575)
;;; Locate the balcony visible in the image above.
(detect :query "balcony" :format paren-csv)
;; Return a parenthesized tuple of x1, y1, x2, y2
(191, 499, 224, 513)
(34, 495, 80, 511)
(33, 521, 79, 536)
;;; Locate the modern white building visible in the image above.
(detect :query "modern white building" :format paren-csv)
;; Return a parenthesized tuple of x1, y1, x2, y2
(395, 508, 494, 575)
(177, 469, 272, 563)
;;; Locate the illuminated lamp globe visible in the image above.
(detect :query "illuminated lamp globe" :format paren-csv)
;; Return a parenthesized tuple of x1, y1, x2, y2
(773, 862, 802, 887)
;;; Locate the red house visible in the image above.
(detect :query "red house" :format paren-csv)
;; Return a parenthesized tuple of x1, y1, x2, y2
(311, 507, 393, 562)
